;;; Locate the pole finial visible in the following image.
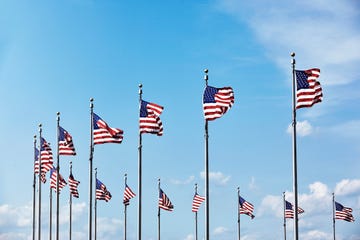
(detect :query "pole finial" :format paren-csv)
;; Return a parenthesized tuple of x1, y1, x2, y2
(204, 69, 209, 86)
(139, 84, 143, 95)
(290, 52, 296, 57)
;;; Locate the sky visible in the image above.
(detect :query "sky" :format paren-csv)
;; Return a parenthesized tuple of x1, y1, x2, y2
(1, 0, 360, 239)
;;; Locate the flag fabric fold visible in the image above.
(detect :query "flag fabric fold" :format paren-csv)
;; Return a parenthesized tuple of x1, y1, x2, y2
(335, 201, 355, 222)
(285, 200, 304, 219)
(58, 126, 76, 155)
(123, 184, 136, 206)
(96, 179, 112, 202)
(39, 137, 54, 182)
(239, 196, 255, 219)
(34, 147, 46, 183)
(68, 173, 80, 198)
(93, 113, 124, 144)
(192, 193, 205, 212)
(203, 85, 234, 121)
(159, 188, 174, 211)
(50, 168, 67, 192)
(139, 100, 164, 136)
(295, 68, 323, 109)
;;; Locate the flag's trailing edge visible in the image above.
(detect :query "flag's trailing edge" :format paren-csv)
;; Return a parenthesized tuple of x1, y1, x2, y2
(192, 193, 205, 212)
(203, 86, 234, 121)
(335, 201, 355, 222)
(139, 100, 164, 136)
(50, 168, 67, 192)
(159, 188, 174, 211)
(123, 184, 136, 206)
(96, 178, 112, 202)
(68, 173, 80, 198)
(295, 68, 323, 109)
(58, 126, 76, 155)
(239, 196, 255, 219)
(93, 113, 124, 144)
(285, 200, 304, 219)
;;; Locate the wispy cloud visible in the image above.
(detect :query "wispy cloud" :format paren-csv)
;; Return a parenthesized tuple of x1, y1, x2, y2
(213, 226, 229, 235)
(335, 179, 360, 196)
(200, 171, 231, 186)
(170, 175, 195, 185)
(329, 120, 360, 139)
(287, 120, 314, 137)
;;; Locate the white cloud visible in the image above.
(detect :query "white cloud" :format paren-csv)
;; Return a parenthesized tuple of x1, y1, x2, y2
(0, 203, 32, 228)
(287, 120, 313, 137)
(300, 230, 332, 240)
(59, 202, 87, 225)
(248, 176, 258, 190)
(213, 226, 229, 235)
(183, 234, 195, 240)
(329, 120, 360, 139)
(170, 175, 195, 185)
(200, 171, 231, 185)
(334, 179, 360, 196)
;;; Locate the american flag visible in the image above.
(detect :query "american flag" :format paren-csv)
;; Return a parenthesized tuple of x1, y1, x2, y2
(96, 178, 112, 202)
(335, 201, 355, 222)
(203, 85, 234, 121)
(93, 113, 124, 145)
(296, 68, 323, 109)
(192, 193, 205, 212)
(40, 137, 54, 176)
(34, 147, 46, 183)
(50, 168, 67, 192)
(285, 200, 305, 219)
(58, 126, 76, 155)
(68, 173, 80, 198)
(123, 184, 136, 206)
(239, 196, 255, 219)
(139, 100, 164, 136)
(159, 188, 174, 211)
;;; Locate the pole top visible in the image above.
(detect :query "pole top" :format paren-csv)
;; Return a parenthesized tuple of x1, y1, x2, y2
(38, 123, 42, 128)
(124, 173, 127, 177)
(57, 112, 60, 116)
(139, 84, 143, 95)
(290, 52, 295, 57)
(204, 69, 209, 86)
(33, 134, 36, 139)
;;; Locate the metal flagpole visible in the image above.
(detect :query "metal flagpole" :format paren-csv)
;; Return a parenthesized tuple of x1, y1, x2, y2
(204, 69, 210, 240)
(283, 192, 286, 240)
(56, 112, 60, 240)
(94, 168, 97, 240)
(291, 52, 299, 240)
(32, 135, 37, 240)
(158, 178, 161, 240)
(332, 193, 336, 240)
(194, 183, 198, 240)
(88, 98, 94, 240)
(69, 161, 73, 240)
(138, 84, 143, 240)
(124, 173, 128, 240)
(38, 124, 42, 240)
(237, 187, 240, 240)
(49, 184, 53, 240)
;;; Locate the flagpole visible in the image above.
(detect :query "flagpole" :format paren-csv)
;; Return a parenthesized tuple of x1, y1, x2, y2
(194, 183, 198, 240)
(332, 192, 335, 240)
(291, 52, 299, 240)
(158, 178, 161, 240)
(237, 187, 240, 240)
(94, 168, 97, 240)
(138, 84, 143, 240)
(49, 184, 53, 240)
(283, 192, 286, 240)
(88, 98, 94, 240)
(56, 112, 60, 240)
(69, 161, 73, 240)
(32, 135, 37, 240)
(124, 173, 128, 240)
(204, 69, 210, 240)
(38, 124, 42, 240)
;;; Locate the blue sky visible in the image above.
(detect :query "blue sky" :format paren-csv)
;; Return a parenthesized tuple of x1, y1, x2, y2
(1, 0, 360, 239)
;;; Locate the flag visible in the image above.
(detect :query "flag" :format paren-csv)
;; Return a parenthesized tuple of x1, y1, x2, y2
(139, 100, 164, 136)
(93, 113, 124, 145)
(34, 147, 46, 183)
(68, 173, 80, 198)
(58, 126, 76, 155)
(192, 193, 205, 212)
(335, 201, 355, 222)
(50, 168, 67, 192)
(123, 184, 136, 206)
(239, 196, 255, 219)
(295, 68, 323, 109)
(96, 179, 112, 202)
(285, 200, 305, 219)
(203, 85, 234, 121)
(159, 188, 174, 211)
(40, 137, 53, 178)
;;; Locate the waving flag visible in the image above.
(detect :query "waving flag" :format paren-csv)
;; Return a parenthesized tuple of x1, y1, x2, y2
(192, 193, 205, 212)
(139, 100, 164, 136)
(159, 188, 174, 211)
(40, 137, 53, 173)
(34, 147, 46, 183)
(335, 201, 355, 222)
(96, 179, 112, 202)
(68, 173, 80, 198)
(50, 168, 67, 192)
(58, 126, 76, 155)
(239, 196, 255, 219)
(203, 86, 234, 121)
(285, 200, 304, 218)
(93, 113, 124, 144)
(296, 68, 323, 109)
(123, 184, 136, 206)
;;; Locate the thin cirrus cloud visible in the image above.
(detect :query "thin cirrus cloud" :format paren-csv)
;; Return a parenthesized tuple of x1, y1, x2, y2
(200, 171, 231, 186)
